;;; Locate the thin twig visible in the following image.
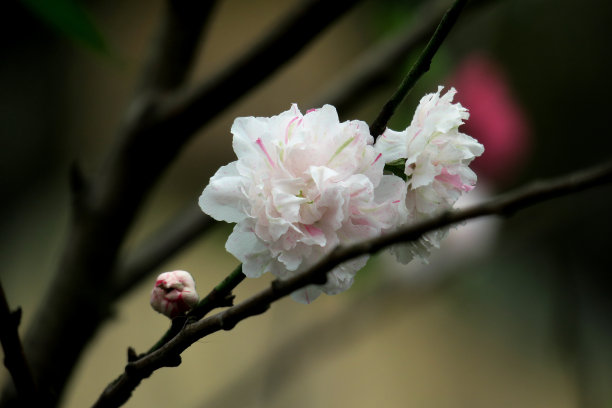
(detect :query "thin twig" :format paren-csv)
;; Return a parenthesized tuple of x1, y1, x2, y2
(369, 0, 468, 138)
(313, 0, 496, 115)
(145, 264, 245, 355)
(310, 0, 448, 112)
(0, 281, 38, 404)
(93, 160, 612, 408)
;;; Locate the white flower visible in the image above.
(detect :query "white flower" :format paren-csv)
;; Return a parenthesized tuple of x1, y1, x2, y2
(150, 270, 199, 318)
(200, 104, 405, 303)
(375, 86, 484, 262)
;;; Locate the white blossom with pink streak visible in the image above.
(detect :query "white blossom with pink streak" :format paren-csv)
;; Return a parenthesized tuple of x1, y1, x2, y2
(375, 86, 484, 262)
(199, 104, 405, 303)
(150, 270, 199, 318)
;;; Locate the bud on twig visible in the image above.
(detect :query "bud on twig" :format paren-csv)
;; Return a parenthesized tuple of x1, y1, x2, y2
(150, 271, 199, 318)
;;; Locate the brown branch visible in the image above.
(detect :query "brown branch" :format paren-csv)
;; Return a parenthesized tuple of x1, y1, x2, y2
(93, 160, 612, 408)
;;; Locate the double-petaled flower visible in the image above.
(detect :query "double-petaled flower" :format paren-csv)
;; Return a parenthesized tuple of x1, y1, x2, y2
(200, 104, 405, 302)
(199, 88, 483, 302)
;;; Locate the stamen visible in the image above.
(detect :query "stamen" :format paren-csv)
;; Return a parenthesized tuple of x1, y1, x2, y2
(255, 138, 275, 167)
(328, 136, 354, 164)
(285, 116, 300, 143)
(372, 153, 382, 165)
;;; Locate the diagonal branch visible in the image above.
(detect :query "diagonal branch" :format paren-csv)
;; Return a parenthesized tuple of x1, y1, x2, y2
(144, 0, 362, 156)
(369, 0, 468, 138)
(93, 159, 612, 408)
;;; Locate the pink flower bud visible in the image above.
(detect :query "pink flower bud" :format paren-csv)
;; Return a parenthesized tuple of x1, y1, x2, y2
(150, 270, 199, 318)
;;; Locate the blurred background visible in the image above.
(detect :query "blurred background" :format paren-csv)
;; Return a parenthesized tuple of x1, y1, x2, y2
(2, 0, 612, 407)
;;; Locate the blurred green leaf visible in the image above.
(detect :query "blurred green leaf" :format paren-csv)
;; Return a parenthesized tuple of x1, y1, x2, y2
(384, 158, 408, 181)
(21, 0, 110, 54)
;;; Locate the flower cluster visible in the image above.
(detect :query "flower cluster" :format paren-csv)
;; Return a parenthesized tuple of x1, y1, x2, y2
(199, 87, 483, 302)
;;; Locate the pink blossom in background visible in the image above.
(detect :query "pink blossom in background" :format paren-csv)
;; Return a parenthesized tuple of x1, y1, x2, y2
(150, 270, 199, 318)
(449, 53, 531, 184)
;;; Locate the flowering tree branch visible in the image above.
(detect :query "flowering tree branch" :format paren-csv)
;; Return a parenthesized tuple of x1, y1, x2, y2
(108, 0, 484, 302)
(93, 159, 612, 408)
(370, 0, 468, 138)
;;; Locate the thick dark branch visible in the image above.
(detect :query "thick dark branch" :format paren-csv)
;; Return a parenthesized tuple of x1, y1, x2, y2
(148, 0, 361, 151)
(111, 204, 214, 299)
(94, 160, 612, 408)
(1, 3, 218, 407)
(0, 282, 39, 404)
(136, 0, 218, 95)
(369, 0, 468, 138)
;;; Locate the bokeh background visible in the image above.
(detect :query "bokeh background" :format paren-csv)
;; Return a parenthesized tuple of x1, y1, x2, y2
(2, 0, 612, 407)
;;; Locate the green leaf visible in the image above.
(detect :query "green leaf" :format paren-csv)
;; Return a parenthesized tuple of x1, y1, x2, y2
(21, 0, 110, 55)
(384, 158, 408, 181)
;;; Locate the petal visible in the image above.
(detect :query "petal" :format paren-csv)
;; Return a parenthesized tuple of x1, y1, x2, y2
(231, 116, 269, 160)
(322, 255, 368, 295)
(291, 285, 322, 304)
(225, 224, 271, 277)
(375, 128, 409, 163)
(199, 162, 249, 223)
